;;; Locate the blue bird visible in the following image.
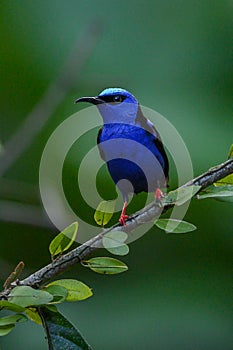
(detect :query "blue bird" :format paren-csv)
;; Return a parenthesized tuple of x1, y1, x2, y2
(76, 88, 169, 226)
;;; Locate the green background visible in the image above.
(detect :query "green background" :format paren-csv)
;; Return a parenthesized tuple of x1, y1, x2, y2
(0, 1, 232, 349)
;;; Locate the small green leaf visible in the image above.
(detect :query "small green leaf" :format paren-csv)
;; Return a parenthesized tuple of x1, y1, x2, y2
(39, 307, 92, 349)
(104, 244, 129, 256)
(0, 313, 27, 326)
(0, 314, 27, 336)
(155, 218, 197, 233)
(227, 144, 233, 158)
(44, 285, 68, 304)
(163, 190, 178, 204)
(25, 308, 42, 325)
(49, 222, 78, 259)
(225, 144, 233, 159)
(214, 174, 233, 186)
(198, 185, 233, 202)
(46, 279, 92, 302)
(214, 145, 233, 186)
(0, 301, 25, 312)
(84, 257, 128, 274)
(103, 231, 129, 256)
(0, 324, 15, 337)
(45, 304, 58, 313)
(164, 185, 201, 206)
(8, 286, 53, 307)
(94, 200, 116, 226)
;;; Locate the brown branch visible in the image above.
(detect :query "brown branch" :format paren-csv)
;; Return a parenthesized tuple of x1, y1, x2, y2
(0, 200, 53, 228)
(0, 158, 232, 299)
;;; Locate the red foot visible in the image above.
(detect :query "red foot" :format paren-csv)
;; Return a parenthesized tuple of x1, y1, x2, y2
(119, 214, 129, 226)
(119, 201, 128, 226)
(155, 188, 163, 200)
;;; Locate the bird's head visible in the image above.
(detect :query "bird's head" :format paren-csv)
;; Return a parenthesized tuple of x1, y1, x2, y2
(75, 88, 139, 124)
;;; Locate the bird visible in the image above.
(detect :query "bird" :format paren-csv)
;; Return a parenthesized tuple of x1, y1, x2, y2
(75, 88, 169, 226)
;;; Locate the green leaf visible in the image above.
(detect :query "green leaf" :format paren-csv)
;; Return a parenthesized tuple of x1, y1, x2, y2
(197, 185, 233, 202)
(102, 231, 129, 256)
(44, 285, 68, 304)
(104, 244, 129, 256)
(164, 185, 201, 206)
(0, 313, 27, 326)
(25, 308, 42, 325)
(49, 222, 78, 259)
(84, 257, 128, 274)
(0, 300, 25, 312)
(0, 324, 15, 337)
(227, 144, 233, 158)
(39, 307, 92, 350)
(214, 145, 233, 186)
(0, 314, 27, 336)
(155, 218, 197, 233)
(8, 286, 53, 307)
(94, 200, 116, 226)
(45, 305, 58, 313)
(46, 279, 92, 302)
(214, 174, 233, 186)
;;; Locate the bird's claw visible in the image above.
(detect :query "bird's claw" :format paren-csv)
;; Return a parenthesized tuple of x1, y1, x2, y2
(155, 188, 163, 200)
(119, 214, 129, 226)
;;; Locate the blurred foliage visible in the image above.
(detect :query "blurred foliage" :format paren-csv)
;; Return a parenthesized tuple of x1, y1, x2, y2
(0, 1, 232, 349)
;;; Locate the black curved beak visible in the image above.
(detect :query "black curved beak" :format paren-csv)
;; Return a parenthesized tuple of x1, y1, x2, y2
(75, 96, 103, 105)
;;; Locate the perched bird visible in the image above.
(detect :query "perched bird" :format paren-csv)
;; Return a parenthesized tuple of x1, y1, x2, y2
(75, 88, 169, 226)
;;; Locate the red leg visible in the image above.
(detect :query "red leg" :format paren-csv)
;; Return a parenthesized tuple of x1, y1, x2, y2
(155, 188, 163, 200)
(119, 201, 129, 226)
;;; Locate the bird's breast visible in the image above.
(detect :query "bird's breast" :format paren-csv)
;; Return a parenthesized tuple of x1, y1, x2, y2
(98, 124, 162, 162)
(97, 124, 167, 193)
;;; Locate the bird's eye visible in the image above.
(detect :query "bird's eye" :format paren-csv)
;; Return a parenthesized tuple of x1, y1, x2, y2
(98, 94, 126, 104)
(113, 95, 123, 103)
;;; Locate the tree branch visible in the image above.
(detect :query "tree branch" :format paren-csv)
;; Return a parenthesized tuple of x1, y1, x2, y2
(1, 158, 232, 298)
(0, 200, 53, 228)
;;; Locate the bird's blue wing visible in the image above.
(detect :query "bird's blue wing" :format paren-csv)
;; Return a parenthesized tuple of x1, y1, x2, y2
(136, 106, 169, 185)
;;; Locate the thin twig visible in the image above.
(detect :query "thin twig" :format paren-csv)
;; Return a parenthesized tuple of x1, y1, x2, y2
(0, 21, 103, 177)
(0, 200, 53, 228)
(0, 158, 231, 298)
